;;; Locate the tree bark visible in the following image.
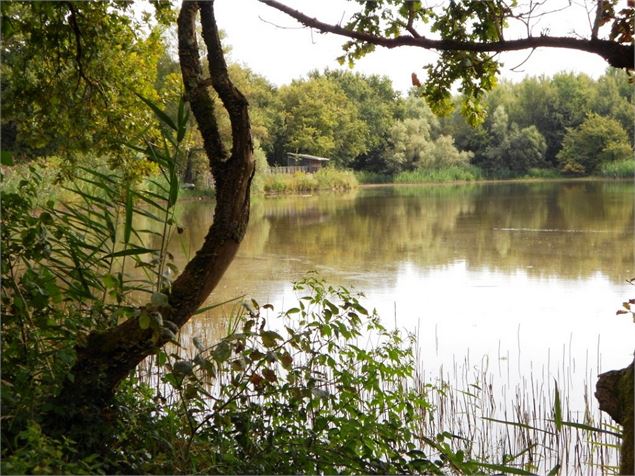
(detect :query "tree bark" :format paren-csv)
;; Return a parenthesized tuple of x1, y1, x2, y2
(47, 0, 254, 431)
(258, 0, 634, 70)
(596, 358, 634, 475)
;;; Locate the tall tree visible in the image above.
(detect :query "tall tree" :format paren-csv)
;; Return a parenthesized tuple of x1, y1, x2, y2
(557, 113, 631, 174)
(319, 70, 404, 172)
(272, 75, 367, 167)
(49, 0, 255, 427)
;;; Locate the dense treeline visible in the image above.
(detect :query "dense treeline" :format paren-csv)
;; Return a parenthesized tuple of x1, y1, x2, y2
(261, 68, 633, 179)
(3, 12, 632, 185)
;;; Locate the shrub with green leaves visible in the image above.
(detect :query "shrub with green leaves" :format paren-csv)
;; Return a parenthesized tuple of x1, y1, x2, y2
(1, 96, 189, 463)
(557, 113, 632, 175)
(131, 275, 452, 474)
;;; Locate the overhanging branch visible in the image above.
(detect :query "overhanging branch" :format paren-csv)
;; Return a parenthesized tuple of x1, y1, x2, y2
(259, 0, 634, 69)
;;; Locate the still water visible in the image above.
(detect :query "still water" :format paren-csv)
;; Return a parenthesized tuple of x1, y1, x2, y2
(173, 180, 634, 409)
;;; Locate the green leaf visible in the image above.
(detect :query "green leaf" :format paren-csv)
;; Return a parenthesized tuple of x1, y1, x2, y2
(102, 247, 155, 259)
(193, 295, 245, 315)
(212, 341, 231, 363)
(260, 330, 283, 348)
(151, 292, 169, 307)
(481, 416, 552, 434)
(173, 359, 194, 376)
(1, 150, 14, 166)
(149, 311, 163, 329)
(123, 187, 133, 245)
(139, 311, 150, 330)
(553, 379, 562, 431)
(554, 420, 622, 437)
(136, 93, 177, 131)
(102, 274, 118, 290)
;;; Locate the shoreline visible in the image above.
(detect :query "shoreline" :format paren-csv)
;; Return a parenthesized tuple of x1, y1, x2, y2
(358, 175, 634, 189)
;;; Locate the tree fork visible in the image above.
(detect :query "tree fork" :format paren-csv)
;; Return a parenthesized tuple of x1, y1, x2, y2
(47, 0, 254, 431)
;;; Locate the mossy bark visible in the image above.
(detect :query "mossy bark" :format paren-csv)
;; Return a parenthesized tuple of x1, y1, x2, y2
(47, 0, 254, 436)
(596, 358, 634, 475)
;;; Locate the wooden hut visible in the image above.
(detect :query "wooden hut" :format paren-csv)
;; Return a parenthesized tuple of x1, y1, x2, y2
(271, 153, 330, 174)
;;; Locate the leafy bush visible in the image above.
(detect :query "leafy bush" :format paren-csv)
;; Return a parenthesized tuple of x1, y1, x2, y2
(118, 275, 462, 474)
(314, 167, 358, 190)
(557, 113, 632, 175)
(1, 97, 188, 461)
(522, 167, 562, 179)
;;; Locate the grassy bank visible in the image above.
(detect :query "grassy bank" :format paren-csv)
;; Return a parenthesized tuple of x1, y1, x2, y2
(356, 165, 485, 184)
(358, 164, 618, 185)
(263, 167, 358, 194)
(599, 158, 635, 178)
(395, 164, 483, 183)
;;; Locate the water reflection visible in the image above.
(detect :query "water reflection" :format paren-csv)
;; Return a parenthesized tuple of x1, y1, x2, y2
(174, 181, 633, 289)
(160, 180, 634, 474)
(166, 180, 634, 417)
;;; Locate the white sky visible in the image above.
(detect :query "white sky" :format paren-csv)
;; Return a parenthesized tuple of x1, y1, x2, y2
(213, 0, 613, 94)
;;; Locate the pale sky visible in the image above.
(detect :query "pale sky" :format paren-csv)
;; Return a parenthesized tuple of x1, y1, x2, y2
(213, 0, 613, 94)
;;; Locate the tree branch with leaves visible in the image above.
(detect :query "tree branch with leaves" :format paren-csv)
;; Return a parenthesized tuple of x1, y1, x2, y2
(259, 0, 633, 123)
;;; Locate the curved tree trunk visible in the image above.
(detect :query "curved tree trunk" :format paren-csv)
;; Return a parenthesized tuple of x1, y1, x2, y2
(47, 0, 254, 432)
(596, 358, 634, 475)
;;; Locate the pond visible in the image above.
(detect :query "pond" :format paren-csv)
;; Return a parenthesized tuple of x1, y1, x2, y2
(172, 179, 633, 410)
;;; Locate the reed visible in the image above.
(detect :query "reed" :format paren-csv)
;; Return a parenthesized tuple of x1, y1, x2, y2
(394, 165, 483, 183)
(599, 159, 635, 178)
(413, 343, 621, 475)
(263, 168, 358, 194)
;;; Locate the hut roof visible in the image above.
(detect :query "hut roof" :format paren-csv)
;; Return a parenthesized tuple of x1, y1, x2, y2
(287, 153, 330, 162)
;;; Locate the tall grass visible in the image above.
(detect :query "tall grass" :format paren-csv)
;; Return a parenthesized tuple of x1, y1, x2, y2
(394, 164, 483, 183)
(263, 167, 358, 194)
(144, 286, 622, 475)
(414, 345, 621, 475)
(599, 159, 635, 178)
(1, 157, 70, 205)
(521, 167, 562, 179)
(354, 170, 393, 184)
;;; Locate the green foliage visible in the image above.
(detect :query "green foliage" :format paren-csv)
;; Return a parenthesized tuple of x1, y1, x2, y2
(1, 422, 104, 475)
(385, 96, 472, 174)
(557, 113, 632, 175)
(522, 168, 562, 179)
(1, 96, 187, 458)
(264, 168, 358, 194)
(339, 0, 508, 123)
(118, 275, 460, 474)
(599, 158, 635, 178)
(273, 76, 368, 168)
(249, 141, 270, 196)
(354, 170, 394, 184)
(319, 70, 404, 173)
(483, 121, 547, 177)
(1, 1, 174, 159)
(445, 70, 633, 175)
(394, 164, 483, 183)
